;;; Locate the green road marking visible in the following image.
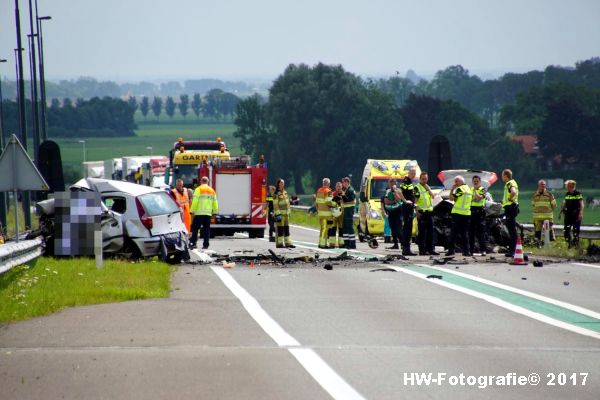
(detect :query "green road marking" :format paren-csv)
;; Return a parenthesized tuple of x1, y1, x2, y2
(400, 264, 600, 333)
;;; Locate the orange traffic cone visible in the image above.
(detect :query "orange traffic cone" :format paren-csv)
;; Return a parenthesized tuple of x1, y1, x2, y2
(510, 237, 527, 265)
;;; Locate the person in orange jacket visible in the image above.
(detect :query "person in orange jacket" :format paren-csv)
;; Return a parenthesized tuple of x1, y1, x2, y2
(172, 179, 191, 233)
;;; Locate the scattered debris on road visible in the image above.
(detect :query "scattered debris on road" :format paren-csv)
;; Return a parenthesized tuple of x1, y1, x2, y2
(426, 274, 443, 279)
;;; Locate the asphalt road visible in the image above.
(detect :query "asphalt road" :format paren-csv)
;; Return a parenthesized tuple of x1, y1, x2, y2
(1, 225, 599, 399)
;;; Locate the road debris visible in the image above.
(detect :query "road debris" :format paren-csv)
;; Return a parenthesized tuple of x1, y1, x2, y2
(323, 264, 333, 270)
(370, 268, 397, 272)
(426, 274, 443, 279)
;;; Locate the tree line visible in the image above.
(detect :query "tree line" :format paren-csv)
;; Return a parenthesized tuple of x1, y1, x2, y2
(375, 57, 600, 128)
(234, 62, 600, 194)
(1, 96, 136, 138)
(132, 89, 241, 121)
(0, 77, 264, 100)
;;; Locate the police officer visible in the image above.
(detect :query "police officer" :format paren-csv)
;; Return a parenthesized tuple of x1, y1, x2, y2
(399, 168, 417, 256)
(341, 177, 357, 249)
(469, 175, 488, 256)
(532, 179, 556, 246)
(558, 180, 584, 248)
(448, 175, 472, 256)
(315, 178, 335, 248)
(383, 178, 403, 250)
(501, 169, 519, 257)
(415, 172, 438, 255)
(190, 176, 219, 249)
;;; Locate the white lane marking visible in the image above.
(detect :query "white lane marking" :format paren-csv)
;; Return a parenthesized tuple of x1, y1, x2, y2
(211, 266, 299, 347)
(386, 265, 600, 340)
(290, 224, 320, 232)
(423, 264, 600, 320)
(211, 266, 366, 400)
(289, 348, 366, 400)
(572, 262, 600, 270)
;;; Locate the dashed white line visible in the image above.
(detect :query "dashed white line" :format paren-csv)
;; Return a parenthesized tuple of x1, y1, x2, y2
(210, 266, 366, 400)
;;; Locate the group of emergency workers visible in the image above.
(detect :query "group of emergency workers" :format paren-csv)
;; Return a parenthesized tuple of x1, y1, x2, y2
(313, 177, 357, 249)
(168, 168, 585, 255)
(344, 168, 585, 257)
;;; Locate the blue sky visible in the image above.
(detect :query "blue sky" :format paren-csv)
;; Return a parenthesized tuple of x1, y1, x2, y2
(1, 0, 599, 82)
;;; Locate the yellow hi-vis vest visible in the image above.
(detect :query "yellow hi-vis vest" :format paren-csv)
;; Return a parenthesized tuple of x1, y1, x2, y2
(415, 183, 433, 212)
(315, 186, 334, 217)
(502, 179, 519, 207)
(451, 184, 472, 216)
(532, 190, 556, 220)
(190, 184, 219, 216)
(471, 186, 485, 208)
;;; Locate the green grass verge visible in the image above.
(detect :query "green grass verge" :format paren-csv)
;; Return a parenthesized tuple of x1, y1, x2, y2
(0, 257, 172, 322)
(289, 210, 320, 229)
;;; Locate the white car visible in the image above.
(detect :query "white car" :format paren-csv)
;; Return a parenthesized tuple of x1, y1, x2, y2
(37, 178, 189, 263)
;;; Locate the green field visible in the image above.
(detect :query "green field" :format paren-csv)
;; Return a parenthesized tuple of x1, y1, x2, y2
(487, 189, 600, 226)
(55, 121, 239, 168)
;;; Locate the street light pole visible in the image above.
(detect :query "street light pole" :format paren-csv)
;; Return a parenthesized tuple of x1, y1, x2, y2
(14, 0, 32, 229)
(0, 59, 7, 232)
(27, 33, 40, 163)
(35, 4, 51, 141)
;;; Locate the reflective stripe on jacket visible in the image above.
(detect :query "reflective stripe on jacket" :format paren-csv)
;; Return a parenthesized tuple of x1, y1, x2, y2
(274, 190, 291, 216)
(532, 190, 556, 219)
(315, 186, 334, 217)
(452, 184, 472, 216)
(415, 183, 433, 212)
(190, 184, 218, 216)
(471, 186, 485, 208)
(502, 179, 519, 207)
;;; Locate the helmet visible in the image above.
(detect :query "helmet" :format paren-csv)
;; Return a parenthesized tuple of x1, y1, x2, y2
(331, 207, 342, 218)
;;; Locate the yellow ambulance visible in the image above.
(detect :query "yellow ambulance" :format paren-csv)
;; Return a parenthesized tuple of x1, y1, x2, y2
(357, 159, 421, 238)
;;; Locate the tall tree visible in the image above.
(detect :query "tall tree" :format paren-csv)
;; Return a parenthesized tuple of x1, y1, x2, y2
(151, 96, 163, 120)
(127, 96, 138, 113)
(178, 94, 189, 119)
(140, 96, 150, 119)
(191, 93, 202, 119)
(268, 63, 409, 192)
(165, 96, 176, 119)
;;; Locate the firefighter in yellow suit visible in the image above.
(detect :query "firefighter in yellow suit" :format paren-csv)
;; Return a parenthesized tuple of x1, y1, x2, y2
(531, 179, 557, 246)
(315, 178, 335, 249)
(273, 178, 295, 248)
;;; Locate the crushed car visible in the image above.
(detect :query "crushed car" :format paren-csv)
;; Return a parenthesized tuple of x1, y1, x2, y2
(35, 178, 189, 264)
(432, 169, 512, 252)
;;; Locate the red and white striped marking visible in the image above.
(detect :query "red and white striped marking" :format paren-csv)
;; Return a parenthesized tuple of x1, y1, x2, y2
(251, 203, 265, 218)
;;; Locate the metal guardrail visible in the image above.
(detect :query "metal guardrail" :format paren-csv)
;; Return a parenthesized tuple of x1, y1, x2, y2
(0, 237, 44, 275)
(521, 223, 600, 239)
(291, 206, 600, 240)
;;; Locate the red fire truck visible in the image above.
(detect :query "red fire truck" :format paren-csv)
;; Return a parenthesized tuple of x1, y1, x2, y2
(166, 138, 268, 238)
